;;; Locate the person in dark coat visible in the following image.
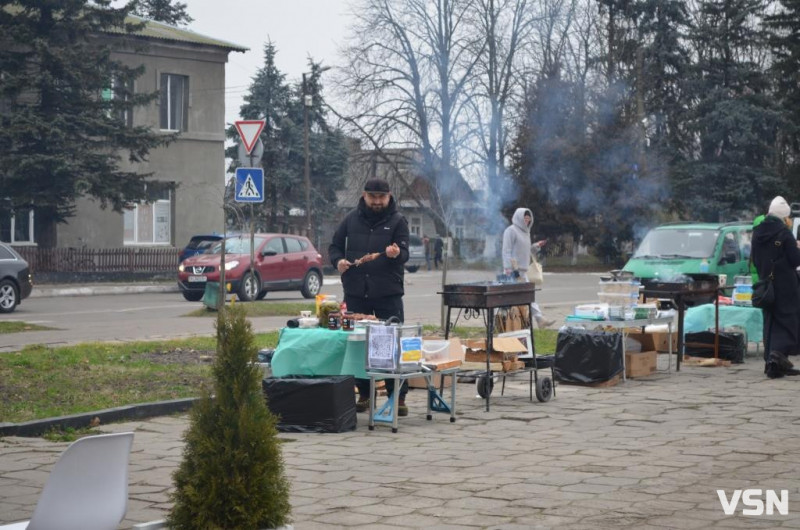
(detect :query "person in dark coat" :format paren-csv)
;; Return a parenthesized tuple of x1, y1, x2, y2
(329, 178, 411, 414)
(433, 237, 443, 269)
(751, 196, 800, 378)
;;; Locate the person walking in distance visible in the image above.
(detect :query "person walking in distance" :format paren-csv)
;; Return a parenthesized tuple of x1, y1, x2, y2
(433, 237, 443, 269)
(423, 234, 431, 271)
(329, 179, 412, 415)
(502, 207, 554, 328)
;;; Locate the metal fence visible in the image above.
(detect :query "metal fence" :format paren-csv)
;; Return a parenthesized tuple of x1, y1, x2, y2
(15, 247, 179, 273)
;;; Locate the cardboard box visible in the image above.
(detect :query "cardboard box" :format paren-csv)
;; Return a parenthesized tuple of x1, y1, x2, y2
(625, 350, 657, 378)
(465, 337, 528, 356)
(465, 351, 518, 363)
(652, 331, 677, 353)
(627, 331, 677, 353)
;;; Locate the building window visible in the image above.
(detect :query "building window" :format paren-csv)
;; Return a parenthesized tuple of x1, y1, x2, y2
(454, 218, 464, 240)
(159, 73, 188, 131)
(124, 188, 171, 245)
(409, 216, 422, 236)
(102, 77, 133, 127)
(0, 208, 34, 244)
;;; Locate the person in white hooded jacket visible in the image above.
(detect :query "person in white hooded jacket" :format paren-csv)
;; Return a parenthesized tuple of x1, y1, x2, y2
(502, 207, 554, 328)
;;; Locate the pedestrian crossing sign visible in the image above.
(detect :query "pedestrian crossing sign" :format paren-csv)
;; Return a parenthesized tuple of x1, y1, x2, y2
(234, 168, 264, 203)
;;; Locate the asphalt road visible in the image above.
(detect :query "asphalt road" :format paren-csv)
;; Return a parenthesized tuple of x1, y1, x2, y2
(0, 269, 604, 352)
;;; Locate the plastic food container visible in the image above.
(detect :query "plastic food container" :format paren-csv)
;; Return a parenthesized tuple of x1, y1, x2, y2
(422, 340, 450, 363)
(597, 292, 639, 307)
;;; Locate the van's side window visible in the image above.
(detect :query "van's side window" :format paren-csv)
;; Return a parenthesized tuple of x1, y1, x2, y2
(739, 229, 753, 260)
(721, 232, 739, 262)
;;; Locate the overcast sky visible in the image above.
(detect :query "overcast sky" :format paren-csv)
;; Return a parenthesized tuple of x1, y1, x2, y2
(186, 0, 352, 127)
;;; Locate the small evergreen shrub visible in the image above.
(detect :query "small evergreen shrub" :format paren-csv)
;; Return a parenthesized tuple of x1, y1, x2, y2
(168, 305, 291, 529)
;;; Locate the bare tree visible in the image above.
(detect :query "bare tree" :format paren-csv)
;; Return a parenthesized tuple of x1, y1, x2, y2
(465, 0, 542, 202)
(339, 0, 483, 234)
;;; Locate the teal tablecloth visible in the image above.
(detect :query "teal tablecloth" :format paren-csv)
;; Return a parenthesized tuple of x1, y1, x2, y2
(271, 328, 368, 379)
(684, 304, 763, 343)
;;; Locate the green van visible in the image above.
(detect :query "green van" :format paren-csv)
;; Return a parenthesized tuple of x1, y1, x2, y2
(622, 222, 753, 284)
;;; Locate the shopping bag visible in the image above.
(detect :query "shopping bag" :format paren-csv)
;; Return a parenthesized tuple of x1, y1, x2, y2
(527, 255, 543, 286)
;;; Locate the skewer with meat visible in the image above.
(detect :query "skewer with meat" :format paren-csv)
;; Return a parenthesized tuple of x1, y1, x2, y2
(354, 252, 383, 266)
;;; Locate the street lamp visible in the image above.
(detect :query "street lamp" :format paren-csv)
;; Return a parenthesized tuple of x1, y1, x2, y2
(302, 67, 330, 244)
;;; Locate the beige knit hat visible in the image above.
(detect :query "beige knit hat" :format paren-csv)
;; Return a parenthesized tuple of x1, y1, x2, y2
(768, 196, 791, 219)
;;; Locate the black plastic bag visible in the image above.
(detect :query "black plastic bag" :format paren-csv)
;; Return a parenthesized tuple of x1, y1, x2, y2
(684, 331, 746, 363)
(262, 375, 357, 433)
(554, 329, 623, 383)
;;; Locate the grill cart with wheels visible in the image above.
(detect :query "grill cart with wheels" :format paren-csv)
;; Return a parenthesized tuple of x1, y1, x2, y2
(439, 281, 555, 412)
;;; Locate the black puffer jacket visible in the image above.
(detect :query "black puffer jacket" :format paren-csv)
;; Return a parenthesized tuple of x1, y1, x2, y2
(329, 197, 410, 299)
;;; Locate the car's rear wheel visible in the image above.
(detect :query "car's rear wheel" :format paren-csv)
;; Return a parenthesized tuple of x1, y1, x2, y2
(182, 291, 204, 302)
(238, 271, 260, 301)
(300, 270, 321, 298)
(256, 290, 267, 300)
(0, 279, 19, 313)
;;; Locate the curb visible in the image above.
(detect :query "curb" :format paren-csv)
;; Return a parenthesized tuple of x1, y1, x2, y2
(0, 398, 198, 438)
(30, 284, 179, 298)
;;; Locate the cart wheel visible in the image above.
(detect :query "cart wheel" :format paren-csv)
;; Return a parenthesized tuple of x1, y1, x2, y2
(450, 417, 456, 423)
(368, 425, 374, 431)
(535, 376, 553, 403)
(426, 414, 432, 421)
(392, 428, 398, 433)
(476, 375, 494, 398)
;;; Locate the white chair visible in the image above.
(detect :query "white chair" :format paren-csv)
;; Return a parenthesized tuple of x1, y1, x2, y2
(0, 432, 134, 530)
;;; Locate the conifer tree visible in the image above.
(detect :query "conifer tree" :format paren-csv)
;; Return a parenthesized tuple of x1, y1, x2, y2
(132, 0, 192, 26)
(0, 0, 170, 247)
(168, 305, 291, 529)
(766, 0, 800, 195)
(676, 0, 783, 219)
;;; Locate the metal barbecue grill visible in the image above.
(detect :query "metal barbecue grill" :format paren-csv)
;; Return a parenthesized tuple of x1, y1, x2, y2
(439, 281, 553, 411)
(642, 273, 721, 370)
(440, 281, 537, 309)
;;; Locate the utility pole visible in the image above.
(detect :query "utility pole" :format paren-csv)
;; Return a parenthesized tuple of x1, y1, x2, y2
(303, 73, 312, 241)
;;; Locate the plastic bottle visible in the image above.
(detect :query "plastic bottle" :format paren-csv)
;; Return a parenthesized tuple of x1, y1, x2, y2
(699, 259, 709, 273)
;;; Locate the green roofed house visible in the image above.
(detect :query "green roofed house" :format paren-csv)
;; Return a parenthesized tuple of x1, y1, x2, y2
(4, 14, 246, 251)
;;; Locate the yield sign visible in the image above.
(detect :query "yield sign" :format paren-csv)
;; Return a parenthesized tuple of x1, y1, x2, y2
(234, 120, 265, 154)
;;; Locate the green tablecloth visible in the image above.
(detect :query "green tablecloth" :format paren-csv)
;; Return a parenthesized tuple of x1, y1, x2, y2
(271, 328, 368, 379)
(684, 304, 763, 343)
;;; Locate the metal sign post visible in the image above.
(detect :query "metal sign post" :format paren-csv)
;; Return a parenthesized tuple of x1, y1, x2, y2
(234, 120, 266, 301)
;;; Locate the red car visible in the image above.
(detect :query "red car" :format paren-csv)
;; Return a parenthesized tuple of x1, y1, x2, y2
(177, 234, 324, 302)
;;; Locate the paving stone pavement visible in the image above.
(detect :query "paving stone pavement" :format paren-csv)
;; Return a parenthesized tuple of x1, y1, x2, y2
(2, 352, 800, 529)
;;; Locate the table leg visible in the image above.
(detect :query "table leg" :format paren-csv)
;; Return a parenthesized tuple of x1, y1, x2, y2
(621, 330, 628, 382)
(676, 297, 684, 371)
(391, 381, 399, 433)
(668, 321, 673, 372)
(485, 308, 494, 412)
(449, 370, 457, 422)
(368, 376, 375, 431)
